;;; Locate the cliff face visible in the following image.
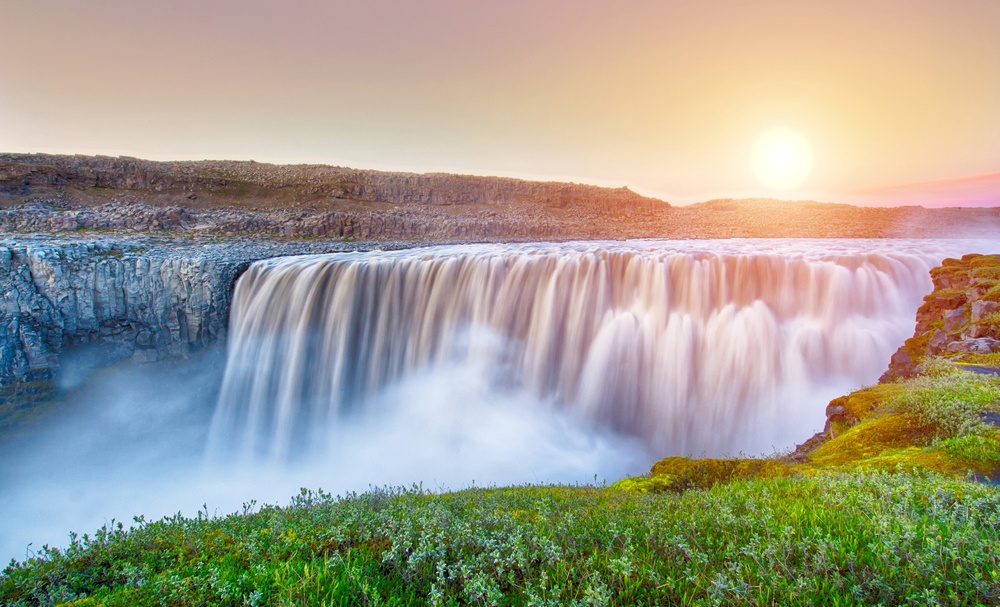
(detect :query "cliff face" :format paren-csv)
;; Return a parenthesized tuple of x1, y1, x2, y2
(1, 241, 232, 383)
(0, 237, 388, 418)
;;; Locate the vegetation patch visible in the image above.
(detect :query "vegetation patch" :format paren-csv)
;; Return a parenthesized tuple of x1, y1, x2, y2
(5, 475, 1000, 606)
(612, 456, 798, 494)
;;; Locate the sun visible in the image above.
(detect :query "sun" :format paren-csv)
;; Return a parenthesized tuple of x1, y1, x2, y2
(752, 128, 813, 191)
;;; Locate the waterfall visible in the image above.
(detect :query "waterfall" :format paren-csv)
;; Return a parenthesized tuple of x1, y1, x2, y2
(208, 239, 941, 461)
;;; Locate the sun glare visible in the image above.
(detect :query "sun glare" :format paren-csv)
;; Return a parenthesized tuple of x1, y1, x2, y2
(752, 128, 813, 191)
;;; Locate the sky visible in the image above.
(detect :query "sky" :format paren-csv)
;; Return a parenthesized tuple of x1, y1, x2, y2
(2, 0, 999, 206)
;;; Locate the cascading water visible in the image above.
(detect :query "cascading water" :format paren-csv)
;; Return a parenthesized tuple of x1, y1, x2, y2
(6, 239, 997, 566)
(208, 239, 944, 461)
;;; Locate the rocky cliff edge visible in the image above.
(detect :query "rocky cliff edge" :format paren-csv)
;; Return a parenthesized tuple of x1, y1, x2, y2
(0, 236, 393, 422)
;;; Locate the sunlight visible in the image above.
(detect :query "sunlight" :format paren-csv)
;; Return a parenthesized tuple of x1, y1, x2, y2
(752, 128, 813, 191)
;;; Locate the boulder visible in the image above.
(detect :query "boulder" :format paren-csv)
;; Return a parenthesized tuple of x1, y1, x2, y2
(966, 324, 996, 339)
(881, 347, 914, 381)
(932, 294, 966, 310)
(928, 329, 951, 353)
(945, 338, 1000, 354)
(972, 300, 1000, 323)
(943, 306, 969, 334)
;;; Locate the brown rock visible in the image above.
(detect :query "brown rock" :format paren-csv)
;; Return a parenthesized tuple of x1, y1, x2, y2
(932, 294, 966, 310)
(928, 329, 950, 353)
(825, 400, 858, 425)
(968, 279, 997, 301)
(881, 347, 914, 381)
(966, 324, 996, 339)
(946, 338, 1000, 354)
(972, 300, 1000, 323)
(943, 306, 969, 334)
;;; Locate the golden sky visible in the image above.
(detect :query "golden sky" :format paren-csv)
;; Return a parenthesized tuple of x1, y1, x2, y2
(2, 0, 999, 206)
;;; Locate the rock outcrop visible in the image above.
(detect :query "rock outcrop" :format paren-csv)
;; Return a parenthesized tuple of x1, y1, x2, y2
(0, 235, 393, 417)
(881, 254, 1000, 381)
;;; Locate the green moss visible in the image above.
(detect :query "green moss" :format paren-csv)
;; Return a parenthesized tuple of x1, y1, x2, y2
(923, 286, 966, 302)
(900, 329, 934, 361)
(957, 353, 1000, 366)
(940, 257, 966, 268)
(887, 369, 1000, 438)
(619, 456, 798, 493)
(970, 267, 1000, 283)
(809, 413, 937, 468)
(828, 383, 906, 423)
(803, 367, 1000, 478)
(608, 474, 676, 493)
(852, 431, 1000, 479)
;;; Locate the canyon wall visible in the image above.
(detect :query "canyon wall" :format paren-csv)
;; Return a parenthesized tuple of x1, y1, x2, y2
(0, 237, 384, 419)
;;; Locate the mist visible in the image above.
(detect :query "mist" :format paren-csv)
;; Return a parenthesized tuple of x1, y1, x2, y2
(0, 343, 650, 565)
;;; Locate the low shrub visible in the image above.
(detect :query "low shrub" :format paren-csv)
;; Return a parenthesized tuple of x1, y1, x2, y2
(4, 475, 1000, 606)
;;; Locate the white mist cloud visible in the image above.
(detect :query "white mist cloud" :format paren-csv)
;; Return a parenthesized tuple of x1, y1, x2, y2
(0, 347, 650, 565)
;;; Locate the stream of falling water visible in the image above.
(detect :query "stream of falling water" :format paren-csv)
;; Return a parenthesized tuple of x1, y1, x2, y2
(208, 239, 955, 461)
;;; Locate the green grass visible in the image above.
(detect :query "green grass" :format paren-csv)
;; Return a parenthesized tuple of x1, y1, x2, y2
(887, 364, 1000, 439)
(4, 475, 1000, 606)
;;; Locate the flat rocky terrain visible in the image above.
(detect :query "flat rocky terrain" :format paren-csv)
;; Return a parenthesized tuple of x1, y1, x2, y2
(2, 153, 998, 420)
(2, 153, 998, 240)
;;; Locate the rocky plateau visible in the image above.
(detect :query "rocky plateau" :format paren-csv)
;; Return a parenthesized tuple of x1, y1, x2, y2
(3, 153, 999, 240)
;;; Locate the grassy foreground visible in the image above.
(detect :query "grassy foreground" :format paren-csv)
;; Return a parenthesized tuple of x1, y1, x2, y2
(2, 473, 1000, 607)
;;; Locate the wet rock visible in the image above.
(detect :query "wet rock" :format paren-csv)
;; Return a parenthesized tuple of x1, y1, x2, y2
(134, 329, 157, 349)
